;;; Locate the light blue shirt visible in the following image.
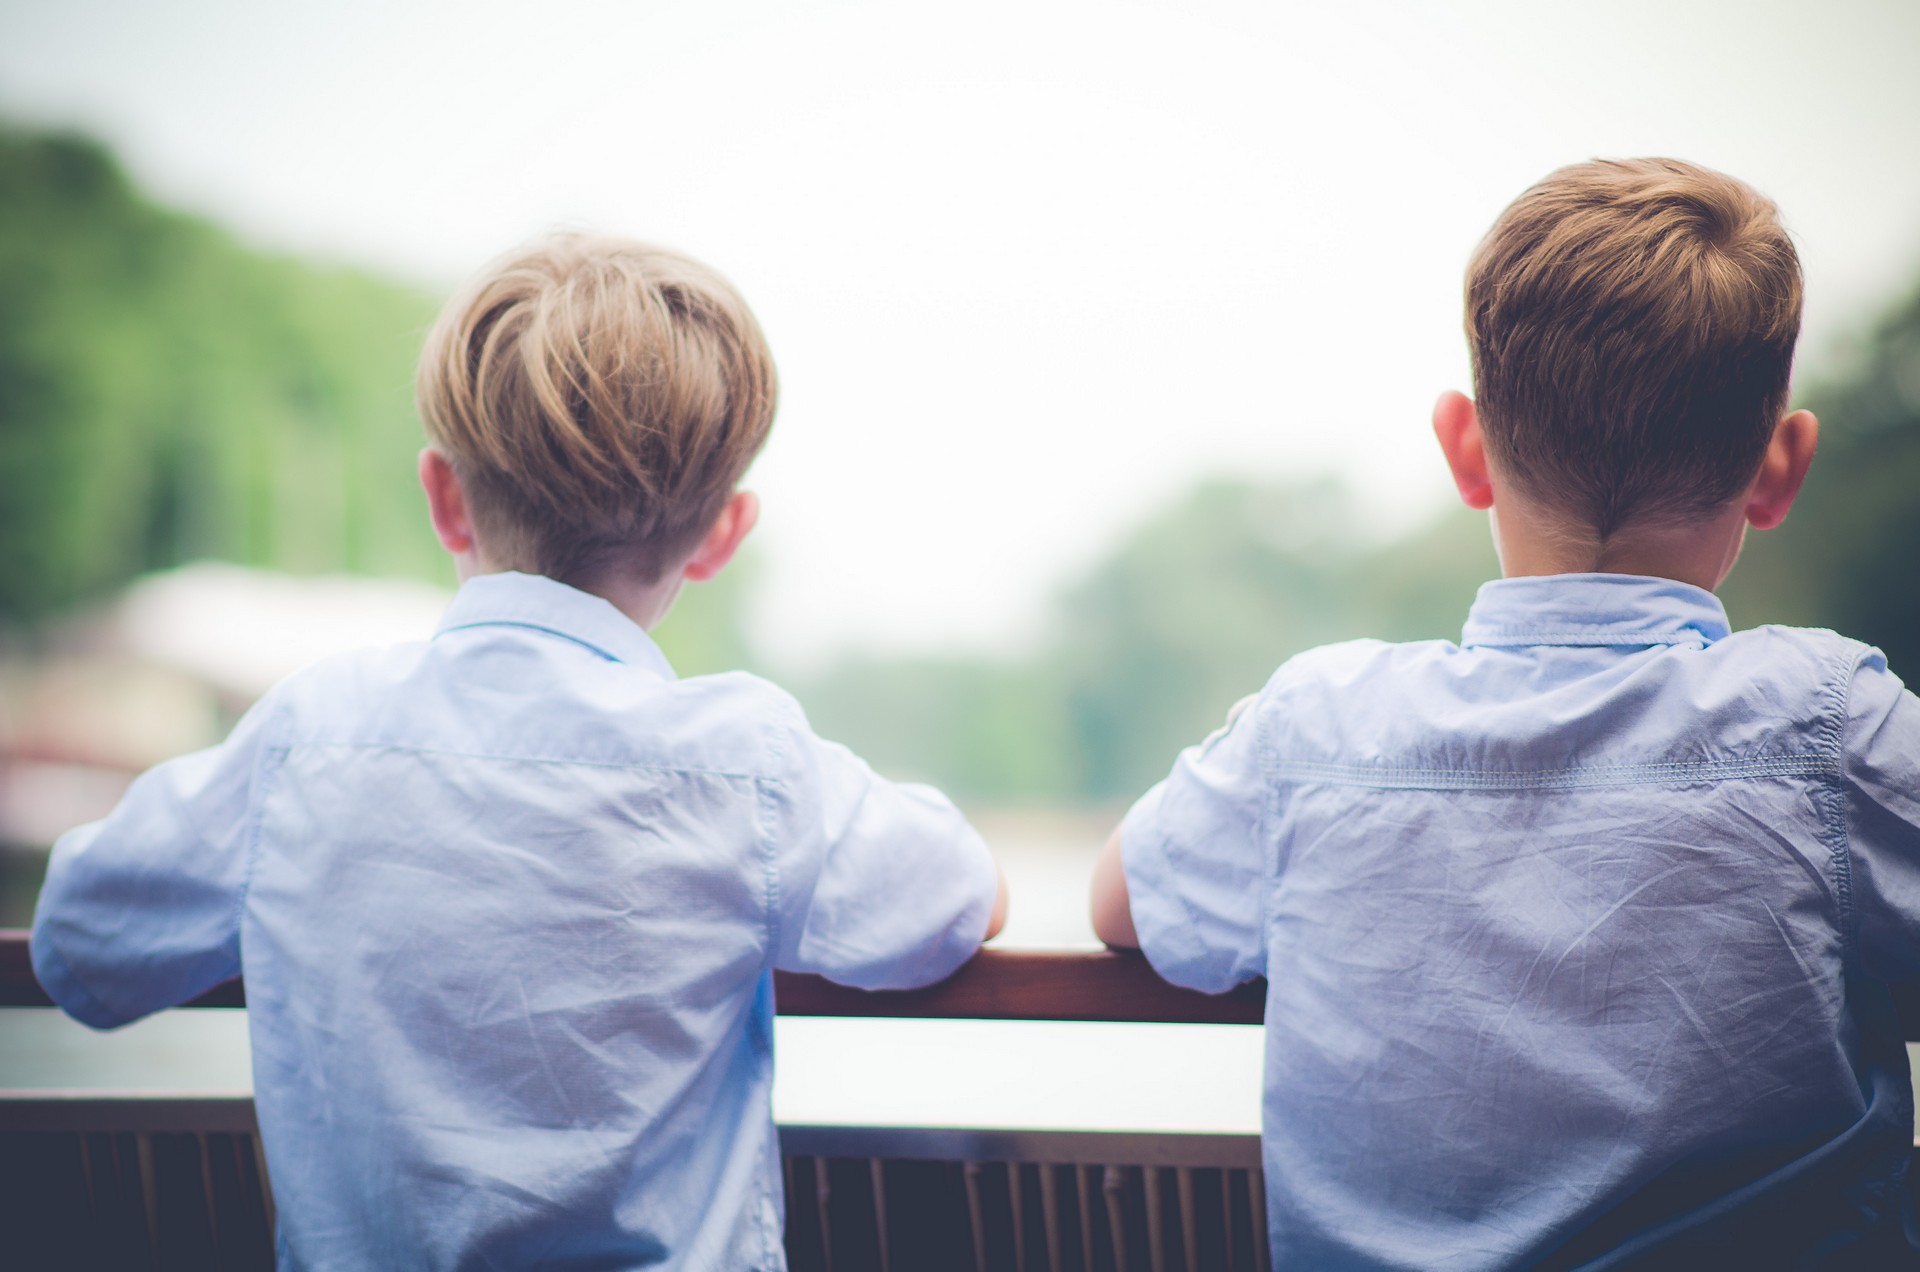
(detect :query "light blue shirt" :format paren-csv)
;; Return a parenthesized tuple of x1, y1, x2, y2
(1123, 574, 1920, 1270)
(33, 571, 1000, 1270)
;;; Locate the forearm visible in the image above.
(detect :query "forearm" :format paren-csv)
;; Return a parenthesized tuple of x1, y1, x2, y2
(1089, 826, 1139, 948)
(984, 861, 1010, 941)
(31, 723, 263, 1026)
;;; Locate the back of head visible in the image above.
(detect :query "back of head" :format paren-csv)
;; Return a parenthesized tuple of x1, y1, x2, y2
(1465, 158, 1802, 537)
(417, 234, 777, 586)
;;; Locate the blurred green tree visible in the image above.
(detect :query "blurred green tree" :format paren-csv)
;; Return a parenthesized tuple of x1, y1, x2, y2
(1723, 283, 1920, 671)
(1051, 479, 1496, 798)
(804, 284, 1920, 805)
(12, 122, 1920, 810)
(799, 655, 1079, 803)
(649, 551, 763, 677)
(0, 125, 440, 624)
(797, 480, 1497, 802)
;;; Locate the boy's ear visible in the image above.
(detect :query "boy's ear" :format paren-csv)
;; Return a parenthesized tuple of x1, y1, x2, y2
(1745, 410, 1819, 531)
(682, 491, 760, 582)
(419, 448, 478, 556)
(1433, 391, 1495, 511)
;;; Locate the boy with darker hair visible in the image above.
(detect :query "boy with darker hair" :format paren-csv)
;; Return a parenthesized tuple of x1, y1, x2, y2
(34, 234, 1007, 1269)
(1094, 159, 1920, 1268)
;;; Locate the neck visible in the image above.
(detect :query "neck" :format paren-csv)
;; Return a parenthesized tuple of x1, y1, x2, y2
(1490, 495, 1748, 592)
(586, 570, 686, 631)
(455, 555, 685, 630)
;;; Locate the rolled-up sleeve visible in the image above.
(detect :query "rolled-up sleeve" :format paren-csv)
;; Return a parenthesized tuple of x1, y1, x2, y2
(1122, 693, 1269, 993)
(770, 712, 998, 991)
(31, 697, 279, 1028)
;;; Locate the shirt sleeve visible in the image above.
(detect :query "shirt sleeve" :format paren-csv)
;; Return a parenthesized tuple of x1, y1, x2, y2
(769, 714, 999, 991)
(1841, 648, 1920, 980)
(30, 695, 280, 1029)
(1121, 691, 1269, 993)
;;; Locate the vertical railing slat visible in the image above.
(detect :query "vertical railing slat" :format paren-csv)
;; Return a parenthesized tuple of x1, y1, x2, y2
(1175, 1168, 1198, 1272)
(1248, 1170, 1269, 1272)
(1221, 1169, 1237, 1272)
(1039, 1163, 1064, 1272)
(77, 1132, 98, 1226)
(815, 1156, 834, 1272)
(868, 1158, 890, 1272)
(1079, 1165, 1100, 1272)
(197, 1133, 223, 1271)
(1009, 1162, 1028, 1272)
(1143, 1166, 1166, 1272)
(964, 1160, 989, 1272)
(136, 1132, 161, 1265)
(1102, 1165, 1129, 1272)
(251, 1134, 276, 1244)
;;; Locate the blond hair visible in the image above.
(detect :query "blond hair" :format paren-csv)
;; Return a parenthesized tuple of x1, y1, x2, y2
(416, 234, 777, 585)
(1465, 158, 1802, 536)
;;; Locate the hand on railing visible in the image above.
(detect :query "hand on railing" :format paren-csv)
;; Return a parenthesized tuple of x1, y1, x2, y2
(0, 930, 1262, 1023)
(11, 930, 1920, 1036)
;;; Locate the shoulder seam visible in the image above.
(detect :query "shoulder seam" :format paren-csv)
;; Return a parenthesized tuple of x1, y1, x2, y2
(232, 701, 291, 957)
(1253, 688, 1277, 948)
(757, 711, 791, 968)
(1824, 641, 1866, 967)
(274, 739, 776, 782)
(1268, 753, 1836, 791)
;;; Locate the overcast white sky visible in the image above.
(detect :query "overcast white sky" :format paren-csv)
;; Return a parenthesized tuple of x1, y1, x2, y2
(4, 0, 1919, 664)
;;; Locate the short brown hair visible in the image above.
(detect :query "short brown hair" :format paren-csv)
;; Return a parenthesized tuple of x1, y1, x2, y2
(417, 234, 777, 585)
(1465, 158, 1802, 536)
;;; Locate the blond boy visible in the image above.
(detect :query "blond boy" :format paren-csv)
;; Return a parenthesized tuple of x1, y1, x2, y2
(1095, 160, 1920, 1268)
(34, 235, 1007, 1269)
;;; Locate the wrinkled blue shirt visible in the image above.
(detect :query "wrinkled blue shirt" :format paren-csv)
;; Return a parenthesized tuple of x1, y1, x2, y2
(1123, 574, 1920, 1270)
(33, 572, 1000, 1270)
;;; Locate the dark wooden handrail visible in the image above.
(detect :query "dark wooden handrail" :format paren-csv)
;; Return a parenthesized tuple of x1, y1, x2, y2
(9, 929, 1920, 1037)
(0, 930, 1264, 1024)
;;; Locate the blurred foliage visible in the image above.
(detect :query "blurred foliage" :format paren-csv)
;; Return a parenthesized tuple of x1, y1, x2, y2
(0, 121, 796, 686)
(0, 125, 442, 623)
(1722, 285, 1920, 674)
(810, 285, 1920, 804)
(1052, 483, 1497, 798)
(802, 483, 1498, 802)
(798, 656, 1081, 802)
(649, 552, 762, 678)
(9, 122, 1920, 809)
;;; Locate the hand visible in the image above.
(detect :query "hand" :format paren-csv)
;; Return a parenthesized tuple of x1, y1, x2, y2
(1089, 826, 1138, 949)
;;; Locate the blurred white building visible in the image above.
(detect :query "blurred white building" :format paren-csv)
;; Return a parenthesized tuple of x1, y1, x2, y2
(1, 563, 449, 849)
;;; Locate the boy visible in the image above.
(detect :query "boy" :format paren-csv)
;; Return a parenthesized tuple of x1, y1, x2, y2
(1092, 159, 1920, 1268)
(33, 234, 1008, 1269)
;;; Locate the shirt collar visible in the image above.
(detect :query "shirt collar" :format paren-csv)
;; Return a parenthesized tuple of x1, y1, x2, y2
(433, 571, 678, 678)
(1461, 573, 1731, 649)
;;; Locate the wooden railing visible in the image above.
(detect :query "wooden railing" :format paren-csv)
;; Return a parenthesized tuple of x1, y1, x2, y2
(0, 929, 1265, 1023)
(9, 927, 1920, 1272)
(10, 929, 1920, 1035)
